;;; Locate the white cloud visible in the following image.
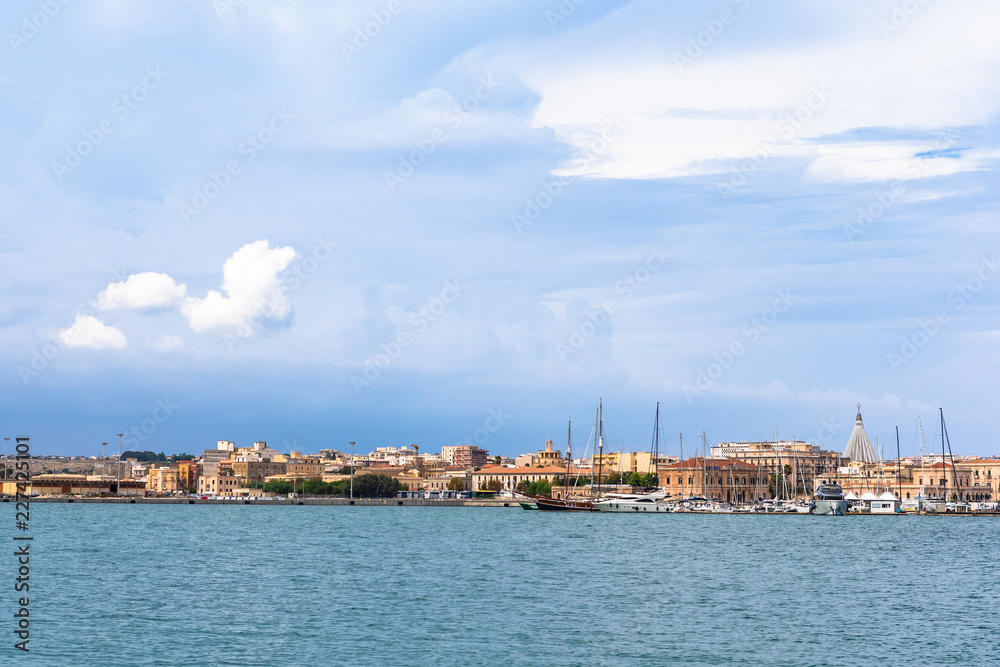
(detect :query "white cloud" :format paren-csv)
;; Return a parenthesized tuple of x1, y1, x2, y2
(506, 0, 1000, 182)
(57, 315, 127, 350)
(182, 240, 299, 332)
(97, 272, 187, 311)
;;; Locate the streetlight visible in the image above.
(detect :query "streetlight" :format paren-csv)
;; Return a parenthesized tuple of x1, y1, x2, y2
(102, 442, 108, 479)
(349, 442, 355, 500)
(116, 433, 124, 496)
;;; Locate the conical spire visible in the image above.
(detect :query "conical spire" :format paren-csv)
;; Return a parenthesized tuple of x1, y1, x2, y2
(843, 404, 877, 462)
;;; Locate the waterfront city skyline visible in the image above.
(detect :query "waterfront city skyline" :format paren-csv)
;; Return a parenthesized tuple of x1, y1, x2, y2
(3, 1, 1000, 457)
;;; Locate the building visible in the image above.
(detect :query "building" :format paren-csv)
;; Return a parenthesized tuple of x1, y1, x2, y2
(472, 465, 566, 492)
(1, 475, 144, 496)
(711, 439, 842, 498)
(232, 459, 287, 482)
(285, 452, 324, 478)
(843, 406, 878, 463)
(177, 460, 200, 493)
(450, 445, 489, 469)
(593, 451, 675, 479)
(535, 439, 563, 467)
(659, 457, 762, 503)
(957, 458, 1000, 499)
(146, 467, 179, 494)
(198, 474, 242, 496)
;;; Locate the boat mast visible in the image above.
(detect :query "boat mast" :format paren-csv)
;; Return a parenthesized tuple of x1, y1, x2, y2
(680, 433, 684, 498)
(941, 408, 960, 501)
(649, 401, 660, 481)
(596, 399, 604, 499)
(895, 426, 901, 500)
(941, 408, 947, 502)
(566, 417, 572, 498)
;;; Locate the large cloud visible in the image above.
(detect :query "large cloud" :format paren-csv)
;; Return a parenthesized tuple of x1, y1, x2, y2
(92, 240, 299, 336)
(182, 241, 299, 332)
(57, 315, 127, 350)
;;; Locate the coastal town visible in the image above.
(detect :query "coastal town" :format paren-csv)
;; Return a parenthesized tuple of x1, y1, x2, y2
(3, 406, 998, 513)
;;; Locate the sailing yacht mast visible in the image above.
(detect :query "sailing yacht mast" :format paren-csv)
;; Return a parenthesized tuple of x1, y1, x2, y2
(596, 399, 604, 499)
(566, 417, 572, 498)
(680, 433, 684, 499)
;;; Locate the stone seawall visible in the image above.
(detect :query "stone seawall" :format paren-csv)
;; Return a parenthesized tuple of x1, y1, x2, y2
(14, 497, 517, 507)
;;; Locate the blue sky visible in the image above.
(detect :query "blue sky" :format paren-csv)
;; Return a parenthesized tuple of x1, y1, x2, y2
(2, 0, 999, 458)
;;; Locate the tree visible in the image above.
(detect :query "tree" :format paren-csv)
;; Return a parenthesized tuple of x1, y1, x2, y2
(485, 478, 503, 492)
(447, 476, 465, 491)
(352, 473, 402, 498)
(303, 478, 331, 495)
(493, 455, 502, 464)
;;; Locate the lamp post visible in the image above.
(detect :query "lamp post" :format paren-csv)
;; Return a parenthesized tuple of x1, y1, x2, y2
(349, 442, 355, 500)
(102, 442, 108, 479)
(116, 433, 124, 496)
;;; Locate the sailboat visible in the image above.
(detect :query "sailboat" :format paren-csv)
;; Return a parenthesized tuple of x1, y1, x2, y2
(535, 401, 604, 512)
(594, 402, 672, 513)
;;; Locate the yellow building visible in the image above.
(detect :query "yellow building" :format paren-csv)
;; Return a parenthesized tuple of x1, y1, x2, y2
(232, 460, 286, 481)
(659, 457, 762, 503)
(147, 467, 179, 494)
(198, 474, 242, 496)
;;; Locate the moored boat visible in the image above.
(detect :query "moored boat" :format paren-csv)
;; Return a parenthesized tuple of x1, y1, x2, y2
(593, 491, 671, 513)
(813, 483, 848, 515)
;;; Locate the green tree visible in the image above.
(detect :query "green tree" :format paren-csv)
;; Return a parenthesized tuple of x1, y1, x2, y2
(485, 478, 503, 492)
(352, 473, 403, 498)
(447, 476, 465, 491)
(302, 478, 331, 495)
(493, 455, 502, 464)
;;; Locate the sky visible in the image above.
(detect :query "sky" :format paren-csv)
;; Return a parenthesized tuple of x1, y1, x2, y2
(1, 0, 999, 459)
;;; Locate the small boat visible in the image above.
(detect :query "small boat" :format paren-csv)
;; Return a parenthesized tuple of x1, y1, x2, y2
(813, 483, 848, 515)
(518, 501, 537, 510)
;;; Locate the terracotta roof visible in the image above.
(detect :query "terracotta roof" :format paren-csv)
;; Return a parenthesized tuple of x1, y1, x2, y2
(474, 466, 568, 475)
(661, 457, 759, 470)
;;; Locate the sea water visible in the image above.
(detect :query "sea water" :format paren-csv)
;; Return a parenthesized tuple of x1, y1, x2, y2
(8, 504, 999, 665)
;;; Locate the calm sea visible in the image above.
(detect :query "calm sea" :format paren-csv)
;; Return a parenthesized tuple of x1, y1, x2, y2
(8, 504, 999, 665)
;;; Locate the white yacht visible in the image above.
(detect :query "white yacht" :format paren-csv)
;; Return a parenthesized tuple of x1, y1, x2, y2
(813, 484, 848, 516)
(593, 491, 671, 513)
